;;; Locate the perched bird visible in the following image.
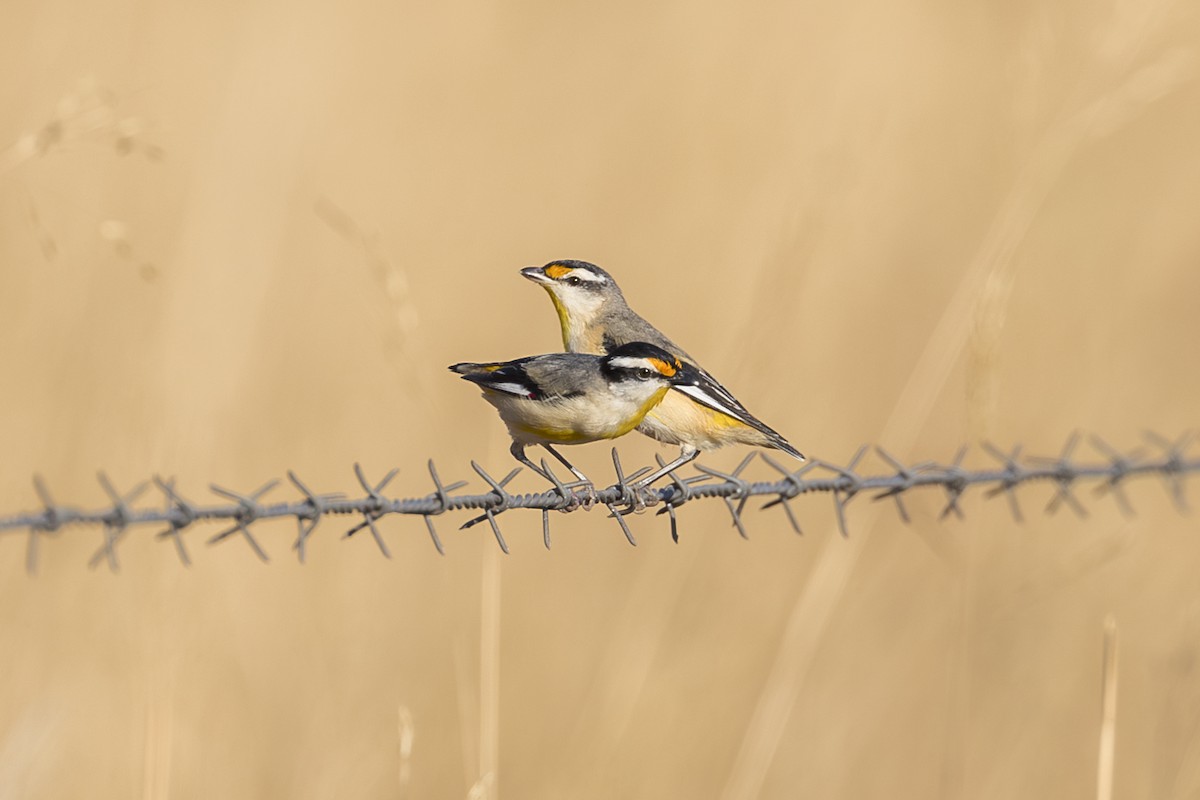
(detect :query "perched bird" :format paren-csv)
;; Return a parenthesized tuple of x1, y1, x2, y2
(520, 259, 803, 484)
(450, 342, 700, 484)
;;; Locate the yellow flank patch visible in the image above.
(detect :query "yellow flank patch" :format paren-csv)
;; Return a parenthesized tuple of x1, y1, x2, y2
(647, 357, 675, 377)
(701, 403, 749, 428)
(640, 389, 772, 450)
(515, 423, 592, 443)
(544, 264, 572, 280)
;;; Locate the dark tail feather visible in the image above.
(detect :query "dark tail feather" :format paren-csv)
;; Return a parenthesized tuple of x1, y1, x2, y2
(770, 435, 805, 462)
(449, 362, 492, 375)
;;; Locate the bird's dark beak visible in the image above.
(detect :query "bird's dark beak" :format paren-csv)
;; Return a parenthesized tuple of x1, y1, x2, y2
(520, 266, 552, 285)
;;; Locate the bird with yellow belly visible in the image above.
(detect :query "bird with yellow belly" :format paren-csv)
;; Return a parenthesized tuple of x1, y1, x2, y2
(521, 259, 804, 485)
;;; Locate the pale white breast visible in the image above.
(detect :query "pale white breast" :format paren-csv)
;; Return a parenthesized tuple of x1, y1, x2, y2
(559, 292, 605, 350)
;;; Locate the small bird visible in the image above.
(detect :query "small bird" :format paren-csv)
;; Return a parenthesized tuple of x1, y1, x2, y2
(521, 259, 803, 484)
(451, 342, 700, 484)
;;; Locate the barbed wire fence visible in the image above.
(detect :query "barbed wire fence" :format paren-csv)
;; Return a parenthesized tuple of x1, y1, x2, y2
(1, 431, 1195, 572)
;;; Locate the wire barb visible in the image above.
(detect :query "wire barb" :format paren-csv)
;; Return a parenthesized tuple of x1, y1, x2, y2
(86, 472, 148, 572)
(1143, 430, 1193, 513)
(344, 464, 398, 559)
(980, 442, 1026, 524)
(695, 452, 758, 540)
(2, 432, 1198, 566)
(463, 461, 521, 554)
(653, 452, 708, 542)
(288, 470, 343, 564)
(152, 476, 194, 566)
(816, 446, 867, 538)
(207, 480, 277, 562)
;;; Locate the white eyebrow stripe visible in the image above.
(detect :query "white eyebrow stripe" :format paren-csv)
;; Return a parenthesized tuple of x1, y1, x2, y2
(567, 269, 606, 283)
(607, 356, 655, 371)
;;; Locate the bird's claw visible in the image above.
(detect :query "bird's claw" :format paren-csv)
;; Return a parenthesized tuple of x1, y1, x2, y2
(567, 480, 597, 510)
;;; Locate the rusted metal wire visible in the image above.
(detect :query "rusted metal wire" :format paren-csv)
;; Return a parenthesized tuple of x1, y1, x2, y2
(1, 431, 1195, 571)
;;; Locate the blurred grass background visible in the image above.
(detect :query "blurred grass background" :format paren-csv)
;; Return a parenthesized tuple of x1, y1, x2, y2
(2, 0, 1200, 797)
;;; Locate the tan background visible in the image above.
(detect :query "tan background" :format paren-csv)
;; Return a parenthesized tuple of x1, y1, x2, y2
(2, 0, 1200, 797)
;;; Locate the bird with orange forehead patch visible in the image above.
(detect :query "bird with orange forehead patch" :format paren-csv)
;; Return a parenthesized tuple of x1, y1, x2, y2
(451, 342, 701, 486)
(521, 259, 804, 485)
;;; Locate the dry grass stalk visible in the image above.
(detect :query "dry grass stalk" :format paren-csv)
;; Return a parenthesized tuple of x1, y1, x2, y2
(1097, 615, 1119, 800)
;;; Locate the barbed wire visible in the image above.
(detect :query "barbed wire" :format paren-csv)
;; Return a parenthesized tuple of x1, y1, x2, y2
(0, 431, 1195, 571)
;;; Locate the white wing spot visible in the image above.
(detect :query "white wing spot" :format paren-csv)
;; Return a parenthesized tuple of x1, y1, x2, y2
(490, 382, 535, 397)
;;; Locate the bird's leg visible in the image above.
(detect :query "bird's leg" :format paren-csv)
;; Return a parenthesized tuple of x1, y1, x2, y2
(510, 442, 557, 482)
(633, 446, 700, 489)
(510, 442, 593, 508)
(540, 444, 590, 484)
(541, 444, 597, 508)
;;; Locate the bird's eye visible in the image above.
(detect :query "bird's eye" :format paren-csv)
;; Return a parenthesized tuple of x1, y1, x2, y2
(637, 368, 654, 380)
(566, 276, 582, 286)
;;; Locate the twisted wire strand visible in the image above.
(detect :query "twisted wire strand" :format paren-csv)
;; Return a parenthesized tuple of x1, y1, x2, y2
(1, 431, 1195, 571)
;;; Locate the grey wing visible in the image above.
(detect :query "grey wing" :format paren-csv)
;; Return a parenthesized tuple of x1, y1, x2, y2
(520, 354, 600, 399)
